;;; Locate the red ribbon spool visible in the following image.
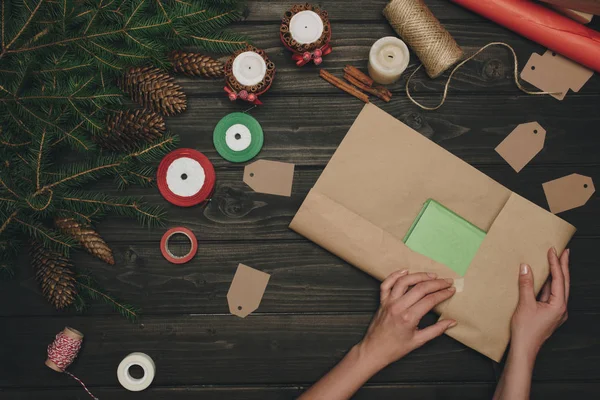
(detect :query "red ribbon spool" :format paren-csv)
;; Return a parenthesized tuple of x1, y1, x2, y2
(157, 149, 216, 207)
(160, 227, 198, 264)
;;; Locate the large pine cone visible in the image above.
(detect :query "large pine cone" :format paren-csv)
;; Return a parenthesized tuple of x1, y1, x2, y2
(120, 67, 187, 116)
(31, 245, 77, 310)
(55, 218, 115, 265)
(170, 50, 224, 78)
(97, 109, 166, 152)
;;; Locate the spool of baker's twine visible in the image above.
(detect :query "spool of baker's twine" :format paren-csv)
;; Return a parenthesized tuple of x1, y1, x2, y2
(46, 327, 99, 399)
(383, 0, 463, 79)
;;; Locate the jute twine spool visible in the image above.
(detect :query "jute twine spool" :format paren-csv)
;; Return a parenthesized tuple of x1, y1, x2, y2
(383, 0, 463, 79)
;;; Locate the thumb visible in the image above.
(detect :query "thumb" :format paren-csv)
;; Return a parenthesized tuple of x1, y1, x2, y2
(518, 263, 536, 306)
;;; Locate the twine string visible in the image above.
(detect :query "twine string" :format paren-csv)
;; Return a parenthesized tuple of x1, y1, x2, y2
(384, 0, 464, 79)
(406, 42, 561, 111)
(47, 331, 99, 400)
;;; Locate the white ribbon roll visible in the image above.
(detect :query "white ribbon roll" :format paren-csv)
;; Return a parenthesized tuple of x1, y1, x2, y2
(117, 352, 156, 392)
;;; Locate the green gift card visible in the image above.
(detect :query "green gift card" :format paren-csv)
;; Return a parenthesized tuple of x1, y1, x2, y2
(403, 199, 486, 277)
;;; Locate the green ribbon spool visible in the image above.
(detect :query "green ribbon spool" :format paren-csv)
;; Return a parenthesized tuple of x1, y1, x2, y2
(213, 112, 264, 163)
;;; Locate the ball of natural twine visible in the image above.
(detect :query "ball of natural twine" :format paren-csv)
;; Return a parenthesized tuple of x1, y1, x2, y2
(383, 0, 463, 78)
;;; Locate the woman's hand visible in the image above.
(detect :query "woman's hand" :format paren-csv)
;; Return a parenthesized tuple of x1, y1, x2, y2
(511, 247, 570, 358)
(493, 247, 570, 400)
(298, 270, 456, 400)
(357, 270, 457, 369)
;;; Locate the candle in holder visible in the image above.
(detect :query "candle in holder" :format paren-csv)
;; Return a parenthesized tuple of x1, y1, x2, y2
(368, 37, 410, 85)
(289, 10, 324, 44)
(232, 51, 267, 86)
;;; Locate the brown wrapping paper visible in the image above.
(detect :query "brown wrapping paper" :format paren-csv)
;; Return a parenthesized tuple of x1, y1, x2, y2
(290, 104, 575, 361)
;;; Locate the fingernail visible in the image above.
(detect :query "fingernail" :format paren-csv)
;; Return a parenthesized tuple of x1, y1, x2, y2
(448, 320, 457, 328)
(552, 246, 558, 256)
(445, 278, 454, 284)
(520, 264, 529, 275)
(566, 248, 570, 258)
(427, 272, 437, 278)
(447, 286, 456, 292)
(399, 269, 408, 275)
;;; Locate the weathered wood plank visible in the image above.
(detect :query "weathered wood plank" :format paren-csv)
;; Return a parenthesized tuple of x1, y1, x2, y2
(1, 236, 597, 317)
(166, 95, 600, 167)
(90, 165, 600, 242)
(4, 383, 600, 400)
(1, 314, 496, 388)
(243, 0, 481, 22)
(179, 23, 600, 95)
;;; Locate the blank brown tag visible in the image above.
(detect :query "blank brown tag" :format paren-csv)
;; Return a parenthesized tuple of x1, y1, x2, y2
(243, 160, 295, 197)
(543, 174, 595, 214)
(495, 122, 545, 173)
(227, 264, 270, 318)
(521, 50, 593, 100)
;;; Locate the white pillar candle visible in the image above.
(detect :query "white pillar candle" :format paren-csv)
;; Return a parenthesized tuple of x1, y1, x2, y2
(368, 36, 410, 85)
(232, 51, 267, 86)
(289, 10, 324, 44)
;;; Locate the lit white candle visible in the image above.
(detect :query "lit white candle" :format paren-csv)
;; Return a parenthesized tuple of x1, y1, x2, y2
(368, 37, 410, 85)
(232, 51, 267, 86)
(289, 10, 324, 44)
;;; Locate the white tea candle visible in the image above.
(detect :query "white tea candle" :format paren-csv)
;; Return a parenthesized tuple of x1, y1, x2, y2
(368, 37, 410, 85)
(289, 10, 324, 44)
(232, 51, 267, 86)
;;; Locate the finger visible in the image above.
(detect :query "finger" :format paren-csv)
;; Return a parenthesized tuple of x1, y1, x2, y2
(380, 270, 408, 303)
(414, 319, 457, 346)
(518, 264, 536, 307)
(396, 278, 453, 309)
(409, 286, 456, 320)
(548, 247, 565, 305)
(389, 272, 437, 299)
(560, 248, 570, 303)
(539, 279, 551, 303)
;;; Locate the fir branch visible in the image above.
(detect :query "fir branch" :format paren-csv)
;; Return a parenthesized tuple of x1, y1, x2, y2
(0, 210, 18, 235)
(1, 0, 44, 54)
(13, 216, 75, 255)
(77, 273, 140, 322)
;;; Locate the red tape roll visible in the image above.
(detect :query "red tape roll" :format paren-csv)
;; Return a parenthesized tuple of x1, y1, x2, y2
(160, 227, 198, 264)
(157, 149, 216, 207)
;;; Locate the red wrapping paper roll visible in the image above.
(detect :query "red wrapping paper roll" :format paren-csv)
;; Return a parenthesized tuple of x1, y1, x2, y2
(449, 0, 600, 73)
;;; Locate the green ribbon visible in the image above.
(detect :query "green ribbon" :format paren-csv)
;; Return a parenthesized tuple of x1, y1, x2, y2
(213, 112, 264, 163)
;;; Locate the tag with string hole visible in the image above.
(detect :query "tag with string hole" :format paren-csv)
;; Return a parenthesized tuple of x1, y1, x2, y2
(495, 122, 546, 173)
(227, 264, 270, 318)
(543, 174, 595, 214)
(243, 160, 295, 197)
(521, 50, 593, 100)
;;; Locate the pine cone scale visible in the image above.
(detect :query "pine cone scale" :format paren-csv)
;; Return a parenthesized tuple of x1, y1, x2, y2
(170, 50, 224, 78)
(98, 109, 165, 152)
(55, 218, 115, 265)
(120, 67, 187, 116)
(32, 245, 77, 310)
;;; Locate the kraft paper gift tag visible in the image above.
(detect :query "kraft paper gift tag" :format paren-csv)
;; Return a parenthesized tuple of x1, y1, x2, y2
(227, 264, 270, 318)
(495, 122, 546, 172)
(290, 104, 576, 362)
(243, 160, 295, 197)
(540, 0, 600, 15)
(543, 174, 595, 214)
(551, 6, 593, 23)
(521, 50, 593, 100)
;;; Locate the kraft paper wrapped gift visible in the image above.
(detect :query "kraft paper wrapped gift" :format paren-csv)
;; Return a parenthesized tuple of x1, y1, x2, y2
(289, 104, 576, 362)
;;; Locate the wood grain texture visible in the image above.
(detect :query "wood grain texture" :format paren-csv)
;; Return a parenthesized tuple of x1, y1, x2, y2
(1, 237, 598, 317)
(3, 0, 599, 398)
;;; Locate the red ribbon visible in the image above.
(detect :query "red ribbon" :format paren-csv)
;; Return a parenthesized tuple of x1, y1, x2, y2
(291, 44, 332, 66)
(224, 86, 263, 105)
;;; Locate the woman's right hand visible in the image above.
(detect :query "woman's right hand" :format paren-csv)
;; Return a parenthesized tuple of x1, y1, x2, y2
(510, 247, 570, 359)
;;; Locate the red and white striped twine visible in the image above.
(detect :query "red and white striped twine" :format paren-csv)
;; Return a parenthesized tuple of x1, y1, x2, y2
(47, 331, 99, 399)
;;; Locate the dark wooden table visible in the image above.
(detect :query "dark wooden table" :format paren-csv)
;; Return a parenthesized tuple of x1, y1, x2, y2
(2, 1, 599, 399)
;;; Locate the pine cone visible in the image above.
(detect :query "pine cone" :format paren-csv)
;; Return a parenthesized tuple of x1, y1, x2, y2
(170, 50, 224, 78)
(97, 109, 166, 152)
(55, 218, 115, 265)
(31, 245, 77, 310)
(120, 66, 187, 116)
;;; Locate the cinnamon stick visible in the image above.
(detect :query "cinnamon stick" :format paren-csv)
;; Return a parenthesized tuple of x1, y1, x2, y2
(320, 69, 370, 103)
(344, 73, 392, 102)
(344, 65, 374, 87)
